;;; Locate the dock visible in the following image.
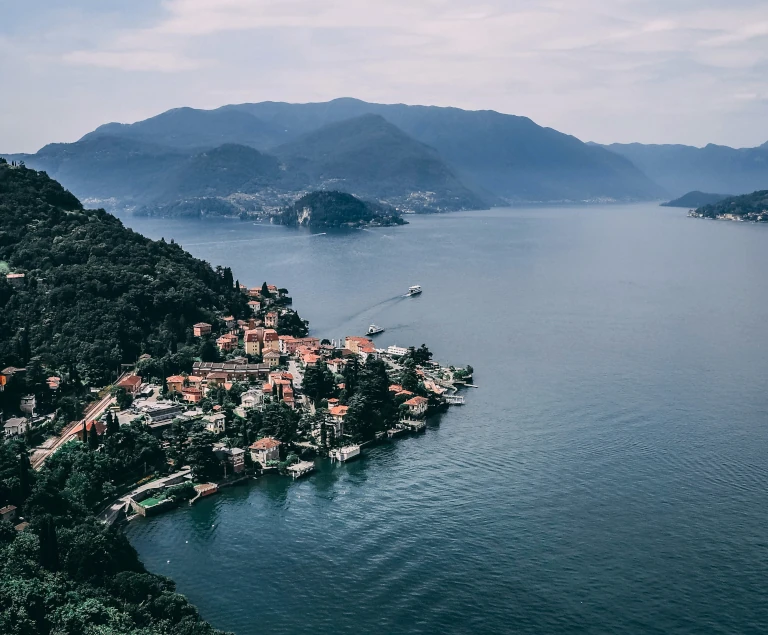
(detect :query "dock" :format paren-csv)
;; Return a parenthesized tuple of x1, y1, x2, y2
(387, 427, 409, 439)
(331, 445, 361, 462)
(287, 460, 315, 479)
(401, 419, 427, 432)
(445, 394, 465, 405)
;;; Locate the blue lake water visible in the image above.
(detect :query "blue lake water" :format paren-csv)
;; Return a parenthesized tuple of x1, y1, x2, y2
(121, 204, 768, 634)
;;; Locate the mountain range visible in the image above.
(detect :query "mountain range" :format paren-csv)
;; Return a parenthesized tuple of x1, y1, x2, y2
(4, 98, 767, 214)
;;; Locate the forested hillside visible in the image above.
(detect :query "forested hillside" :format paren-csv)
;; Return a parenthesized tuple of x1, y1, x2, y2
(0, 159, 238, 634)
(0, 160, 248, 385)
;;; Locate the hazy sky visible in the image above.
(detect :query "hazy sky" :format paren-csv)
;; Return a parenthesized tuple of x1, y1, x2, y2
(2, 0, 767, 153)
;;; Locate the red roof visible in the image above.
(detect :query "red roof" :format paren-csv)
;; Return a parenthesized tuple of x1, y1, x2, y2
(250, 437, 281, 450)
(329, 405, 349, 417)
(166, 375, 185, 383)
(118, 375, 141, 388)
(404, 396, 428, 407)
(84, 420, 106, 435)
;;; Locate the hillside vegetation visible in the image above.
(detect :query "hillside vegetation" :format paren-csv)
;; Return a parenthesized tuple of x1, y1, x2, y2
(0, 160, 248, 385)
(0, 159, 238, 635)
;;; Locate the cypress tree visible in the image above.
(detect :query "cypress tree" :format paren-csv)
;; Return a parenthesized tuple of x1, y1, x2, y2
(39, 516, 59, 571)
(82, 420, 87, 444)
(88, 422, 99, 450)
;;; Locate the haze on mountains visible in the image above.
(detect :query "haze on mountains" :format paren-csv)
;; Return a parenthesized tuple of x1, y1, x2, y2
(5, 98, 767, 214)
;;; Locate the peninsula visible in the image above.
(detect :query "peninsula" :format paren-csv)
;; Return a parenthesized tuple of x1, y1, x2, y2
(0, 160, 469, 634)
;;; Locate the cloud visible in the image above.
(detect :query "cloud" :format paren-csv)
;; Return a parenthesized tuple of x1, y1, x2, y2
(2, 0, 768, 151)
(64, 49, 203, 72)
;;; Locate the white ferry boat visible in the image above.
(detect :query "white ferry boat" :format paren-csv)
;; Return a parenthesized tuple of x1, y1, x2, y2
(368, 324, 385, 335)
(407, 285, 422, 296)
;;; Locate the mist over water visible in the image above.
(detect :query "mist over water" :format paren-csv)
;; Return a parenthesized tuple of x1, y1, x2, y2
(121, 205, 768, 634)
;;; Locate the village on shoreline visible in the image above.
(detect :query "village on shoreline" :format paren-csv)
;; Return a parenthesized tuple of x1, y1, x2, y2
(3, 280, 473, 527)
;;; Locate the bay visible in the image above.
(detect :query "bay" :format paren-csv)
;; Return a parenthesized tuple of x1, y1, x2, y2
(120, 204, 768, 634)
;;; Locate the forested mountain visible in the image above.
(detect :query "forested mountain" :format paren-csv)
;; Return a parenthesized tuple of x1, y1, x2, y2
(273, 114, 486, 210)
(0, 159, 240, 635)
(154, 143, 283, 201)
(233, 99, 663, 201)
(274, 191, 406, 228)
(601, 142, 768, 198)
(661, 191, 731, 208)
(0, 160, 248, 384)
(4, 98, 671, 211)
(83, 106, 290, 149)
(7, 136, 192, 202)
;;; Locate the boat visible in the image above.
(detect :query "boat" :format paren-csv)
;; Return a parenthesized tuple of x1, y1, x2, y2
(407, 285, 422, 296)
(368, 323, 385, 335)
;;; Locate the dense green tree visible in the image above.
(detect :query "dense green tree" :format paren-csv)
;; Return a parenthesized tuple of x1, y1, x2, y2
(405, 344, 433, 365)
(187, 432, 220, 482)
(343, 358, 397, 441)
(260, 402, 300, 443)
(302, 363, 336, 405)
(198, 338, 219, 363)
(400, 358, 421, 393)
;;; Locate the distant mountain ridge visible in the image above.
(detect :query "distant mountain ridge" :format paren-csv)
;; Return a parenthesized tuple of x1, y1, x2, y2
(600, 142, 768, 199)
(2, 98, 671, 213)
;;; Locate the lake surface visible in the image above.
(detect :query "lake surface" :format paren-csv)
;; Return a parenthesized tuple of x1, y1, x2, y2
(121, 205, 768, 634)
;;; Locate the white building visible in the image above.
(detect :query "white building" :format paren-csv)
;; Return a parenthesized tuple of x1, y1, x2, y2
(4, 417, 29, 437)
(20, 395, 36, 415)
(387, 345, 409, 357)
(204, 413, 226, 434)
(241, 388, 264, 411)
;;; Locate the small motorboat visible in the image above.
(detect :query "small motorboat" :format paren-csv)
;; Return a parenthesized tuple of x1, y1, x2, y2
(407, 285, 422, 296)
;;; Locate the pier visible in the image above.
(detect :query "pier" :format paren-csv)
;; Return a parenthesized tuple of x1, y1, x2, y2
(287, 460, 315, 479)
(445, 394, 465, 405)
(331, 445, 361, 462)
(401, 419, 427, 432)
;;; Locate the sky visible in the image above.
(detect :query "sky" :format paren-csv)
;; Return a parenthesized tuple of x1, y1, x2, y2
(2, 0, 767, 153)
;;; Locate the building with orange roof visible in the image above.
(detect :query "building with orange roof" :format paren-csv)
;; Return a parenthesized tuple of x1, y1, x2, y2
(216, 333, 239, 353)
(193, 322, 212, 337)
(117, 375, 143, 395)
(262, 328, 279, 351)
(76, 420, 106, 442)
(404, 396, 429, 417)
(249, 437, 281, 465)
(166, 375, 186, 394)
(182, 387, 203, 404)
